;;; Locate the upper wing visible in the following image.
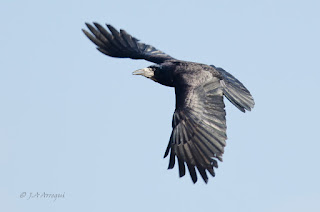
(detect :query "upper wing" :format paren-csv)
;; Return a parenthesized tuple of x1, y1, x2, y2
(82, 23, 175, 64)
(164, 76, 227, 183)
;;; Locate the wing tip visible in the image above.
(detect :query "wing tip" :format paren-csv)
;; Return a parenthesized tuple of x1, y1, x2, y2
(84, 22, 91, 28)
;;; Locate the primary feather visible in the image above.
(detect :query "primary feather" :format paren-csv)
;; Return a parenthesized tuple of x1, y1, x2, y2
(82, 22, 175, 64)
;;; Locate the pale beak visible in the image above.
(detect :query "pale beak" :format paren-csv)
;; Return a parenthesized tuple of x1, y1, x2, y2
(132, 67, 154, 78)
(132, 68, 146, 76)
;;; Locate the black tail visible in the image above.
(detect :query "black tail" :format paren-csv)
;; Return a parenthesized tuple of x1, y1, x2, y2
(212, 66, 255, 112)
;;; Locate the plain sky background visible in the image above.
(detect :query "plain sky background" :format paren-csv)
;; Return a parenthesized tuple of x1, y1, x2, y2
(1, 0, 320, 211)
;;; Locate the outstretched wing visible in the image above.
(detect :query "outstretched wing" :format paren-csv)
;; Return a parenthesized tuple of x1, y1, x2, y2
(164, 76, 227, 183)
(82, 23, 175, 64)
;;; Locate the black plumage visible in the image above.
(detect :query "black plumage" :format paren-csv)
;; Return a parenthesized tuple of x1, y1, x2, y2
(82, 22, 255, 183)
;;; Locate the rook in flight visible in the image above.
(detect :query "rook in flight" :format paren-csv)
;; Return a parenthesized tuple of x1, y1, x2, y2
(82, 23, 254, 183)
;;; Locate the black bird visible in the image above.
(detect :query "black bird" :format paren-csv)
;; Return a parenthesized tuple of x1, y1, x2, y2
(82, 22, 254, 183)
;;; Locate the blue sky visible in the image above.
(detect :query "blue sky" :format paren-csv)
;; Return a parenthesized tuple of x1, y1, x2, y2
(1, 0, 320, 211)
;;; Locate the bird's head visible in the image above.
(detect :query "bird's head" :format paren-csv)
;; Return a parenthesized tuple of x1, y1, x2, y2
(132, 65, 159, 82)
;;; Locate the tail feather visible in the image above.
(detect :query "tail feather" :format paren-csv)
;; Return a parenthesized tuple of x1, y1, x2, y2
(213, 66, 255, 112)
